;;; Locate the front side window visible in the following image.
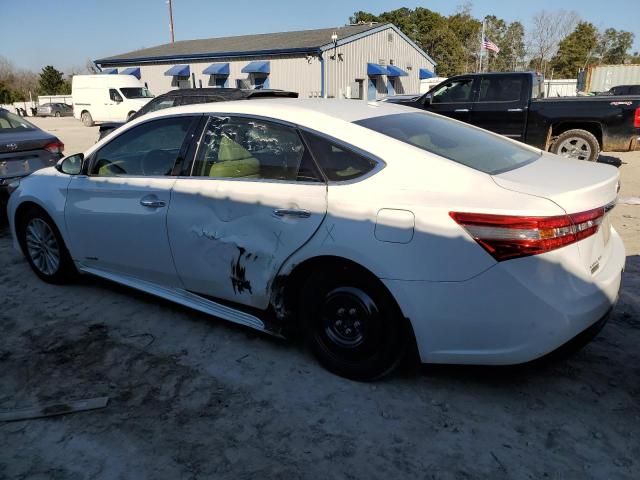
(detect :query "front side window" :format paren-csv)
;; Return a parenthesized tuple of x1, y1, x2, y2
(478, 77, 523, 102)
(355, 112, 540, 174)
(431, 79, 473, 103)
(192, 116, 320, 182)
(120, 87, 154, 99)
(301, 131, 377, 182)
(109, 89, 123, 102)
(91, 116, 194, 176)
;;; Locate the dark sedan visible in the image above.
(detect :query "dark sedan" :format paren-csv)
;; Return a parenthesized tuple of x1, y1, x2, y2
(0, 108, 64, 206)
(97, 88, 298, 140)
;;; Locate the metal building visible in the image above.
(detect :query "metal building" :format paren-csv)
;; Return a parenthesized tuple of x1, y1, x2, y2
(94, 23, 436, 100)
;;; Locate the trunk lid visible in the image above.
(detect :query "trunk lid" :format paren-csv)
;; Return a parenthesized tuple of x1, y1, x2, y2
(492, 154, 619, 276)
(0, 130, 56, 154)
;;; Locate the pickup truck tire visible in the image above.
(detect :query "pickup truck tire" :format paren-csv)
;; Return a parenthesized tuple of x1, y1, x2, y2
(550, 129, 600, 162)
(81, 111, 94, 127)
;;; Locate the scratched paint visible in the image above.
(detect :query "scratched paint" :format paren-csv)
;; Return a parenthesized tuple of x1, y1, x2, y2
(231, 246, 253, 294)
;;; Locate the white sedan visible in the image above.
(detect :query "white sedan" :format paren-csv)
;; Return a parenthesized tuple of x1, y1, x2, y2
(6, 99, 625, 380)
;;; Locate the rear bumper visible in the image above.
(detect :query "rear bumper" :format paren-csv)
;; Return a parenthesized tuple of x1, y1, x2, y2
(384, 229, 625, 365)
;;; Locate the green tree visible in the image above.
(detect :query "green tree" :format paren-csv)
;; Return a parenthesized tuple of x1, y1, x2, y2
(550, 22, 598, 78)
(0, 81, 15, 103)
(597, 28, 635, 64)
(38, 65, 67, 95)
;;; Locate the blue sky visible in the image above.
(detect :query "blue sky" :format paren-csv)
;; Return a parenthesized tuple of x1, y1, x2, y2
(2, 0, 638, 72)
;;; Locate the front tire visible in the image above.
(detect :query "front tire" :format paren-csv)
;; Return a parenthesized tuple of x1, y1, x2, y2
(17, 207, 75, 284)
(550, 129, 600, 162)
(81, 111, 94, 127)
(299, 267, 408, 381)
(54, 111, 61, 118)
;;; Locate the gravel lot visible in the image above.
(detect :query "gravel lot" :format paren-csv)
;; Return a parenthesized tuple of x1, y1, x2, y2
(1, 117, 639, 479)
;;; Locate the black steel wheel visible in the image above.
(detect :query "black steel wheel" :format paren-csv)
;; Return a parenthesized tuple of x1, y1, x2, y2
(300, 267, 408, 380)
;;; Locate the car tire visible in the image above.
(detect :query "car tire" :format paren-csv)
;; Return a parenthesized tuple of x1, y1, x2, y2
(54, 111, 61, 118)
(17, 206, 76, 284)
(550, 129, 600, 162)
(299, 266, 408, 381)
(81, 111, 94, 127)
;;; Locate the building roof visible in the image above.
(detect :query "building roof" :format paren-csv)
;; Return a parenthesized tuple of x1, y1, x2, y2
(95, 23, 436, 66)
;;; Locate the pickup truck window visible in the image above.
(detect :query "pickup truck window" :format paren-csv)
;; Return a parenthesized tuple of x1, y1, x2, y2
(478, 77, 523, 102)
(355, 112, 540, 174)
(431, 79, 473, 103)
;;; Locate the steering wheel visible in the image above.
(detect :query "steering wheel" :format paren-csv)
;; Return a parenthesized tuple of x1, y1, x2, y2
(141, 150, 175, 176)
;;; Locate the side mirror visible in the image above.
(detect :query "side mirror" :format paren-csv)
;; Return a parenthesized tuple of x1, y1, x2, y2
(55, 153, 84, 175)
(423, 94, 433, 106)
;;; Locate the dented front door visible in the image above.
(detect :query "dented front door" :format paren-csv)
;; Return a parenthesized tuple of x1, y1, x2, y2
(167, 115, 327, 309)
(167, 179, 326, 308)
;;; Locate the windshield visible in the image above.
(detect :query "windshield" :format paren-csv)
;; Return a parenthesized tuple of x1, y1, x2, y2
(354, 112, 541, 175)
(120, 87, 154, 99)
(0, 110, 36, 132)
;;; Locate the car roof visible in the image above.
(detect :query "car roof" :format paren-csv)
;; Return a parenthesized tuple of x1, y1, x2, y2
(145, 98, 413, 125)
(156, 88, 298, 100)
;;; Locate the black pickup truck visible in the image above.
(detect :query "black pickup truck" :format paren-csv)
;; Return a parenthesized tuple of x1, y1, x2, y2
(385, 72, 640, 162)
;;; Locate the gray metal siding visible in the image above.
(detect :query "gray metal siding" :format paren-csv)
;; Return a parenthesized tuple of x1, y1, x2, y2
(324, 26, 435, 98)
(585, 65, 640, 92)
(103, 55, 322, 98)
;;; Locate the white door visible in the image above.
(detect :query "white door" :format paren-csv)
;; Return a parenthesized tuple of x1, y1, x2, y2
(65, 115, 199, 286)
(167, 115, 327, 309)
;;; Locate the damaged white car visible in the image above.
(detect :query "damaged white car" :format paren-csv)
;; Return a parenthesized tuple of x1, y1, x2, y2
(7, 99, 625, 380)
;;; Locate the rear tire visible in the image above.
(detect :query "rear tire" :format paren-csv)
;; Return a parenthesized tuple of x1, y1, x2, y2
(550, 129, 600, 162)
(81, 111, 94, 127)
(299, 266, 408, 381)
(54, 111, 61, 118)
(17, 207, 76, 284)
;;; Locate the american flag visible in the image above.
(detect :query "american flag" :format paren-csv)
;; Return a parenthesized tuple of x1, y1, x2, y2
(483, 37, 500, 53)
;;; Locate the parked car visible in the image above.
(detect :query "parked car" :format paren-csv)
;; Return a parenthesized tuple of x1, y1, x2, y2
(97, 88, 299, 140)
(36, 103, 73, 117)
(384, 71, 640, 162)
(72, 74, 154, 126)
(0, 108, 63, 208)
(7, 100, 624, 380)
(600, 85, 640, 96)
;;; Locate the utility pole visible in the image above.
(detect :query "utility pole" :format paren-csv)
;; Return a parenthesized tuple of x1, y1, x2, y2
(478, 19, 485, 73)
(167, 0, 175, 43)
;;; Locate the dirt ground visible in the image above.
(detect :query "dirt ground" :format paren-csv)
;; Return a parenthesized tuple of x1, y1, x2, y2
(0, 117, 639, 479)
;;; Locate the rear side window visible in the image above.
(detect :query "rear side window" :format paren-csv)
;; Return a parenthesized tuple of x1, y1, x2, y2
(478, 77, 523, 102)
(355, 112, 540, 174)
(192, 116, 321, 182)
(301, 131, 377, 182)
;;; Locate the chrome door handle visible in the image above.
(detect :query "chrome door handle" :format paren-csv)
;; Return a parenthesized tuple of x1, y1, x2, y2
(454, 108, 469, 112)
(507, 108, 524, 112)
(273, 208, 311, 219)
(140, 198, 167, 208)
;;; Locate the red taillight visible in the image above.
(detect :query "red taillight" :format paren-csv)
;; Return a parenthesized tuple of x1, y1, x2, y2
(44, 140, 64, 154)
(634, 107, 640, 128)
(450, 207, 605, 261)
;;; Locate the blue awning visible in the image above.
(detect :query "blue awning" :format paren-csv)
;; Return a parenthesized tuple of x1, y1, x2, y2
(241, 61, 270, 74)
(367, 63, 388, 76)
(202, 63, 230, 75)
(101, 68, 118, 75)
(419, 68, 435, 79)
(386, 65, 408, 77)
(121, 67, 141, 79)
(164, 64, 190, 77)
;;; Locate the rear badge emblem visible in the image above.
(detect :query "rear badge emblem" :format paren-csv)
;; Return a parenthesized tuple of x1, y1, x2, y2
(6, 143, 18, 150)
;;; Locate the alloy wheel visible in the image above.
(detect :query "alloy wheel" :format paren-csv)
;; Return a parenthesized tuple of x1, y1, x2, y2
(556, 137, 592, 161)
(25, 218, 60, 275)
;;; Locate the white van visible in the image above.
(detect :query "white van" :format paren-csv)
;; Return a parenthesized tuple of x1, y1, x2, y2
(72, 74, 154, 126)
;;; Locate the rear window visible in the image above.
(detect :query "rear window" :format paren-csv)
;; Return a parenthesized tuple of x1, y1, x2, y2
(0, 110, 36, 131)
(354, 112, 540, 174)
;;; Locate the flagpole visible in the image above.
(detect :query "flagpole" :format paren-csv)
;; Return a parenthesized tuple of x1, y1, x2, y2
(478, 19, 485, 73)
